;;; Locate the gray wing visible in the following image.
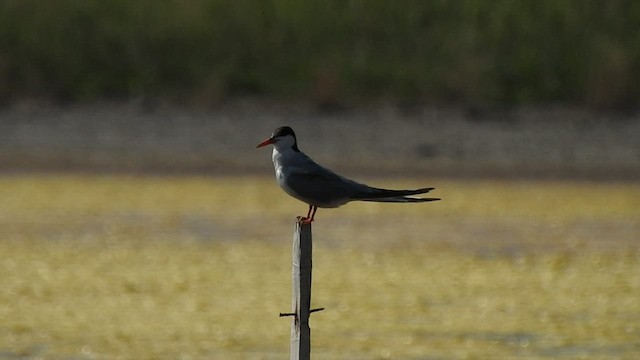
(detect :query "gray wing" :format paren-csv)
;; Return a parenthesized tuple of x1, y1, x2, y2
(282, 153, 440, 206)
(283, 157, 368, 206)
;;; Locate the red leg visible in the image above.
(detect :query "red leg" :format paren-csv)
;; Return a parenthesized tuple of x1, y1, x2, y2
(299, 205, 317, 224)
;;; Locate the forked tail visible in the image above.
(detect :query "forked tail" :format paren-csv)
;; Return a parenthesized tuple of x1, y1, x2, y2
(360, 196, 440, 203)
(351, 187, 440, 202)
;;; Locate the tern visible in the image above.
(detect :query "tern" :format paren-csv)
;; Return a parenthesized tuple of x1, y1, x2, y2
(257, 126, 440, 224)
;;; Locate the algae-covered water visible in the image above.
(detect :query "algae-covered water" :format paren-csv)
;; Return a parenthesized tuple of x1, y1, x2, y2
(1, 175, 638, 359)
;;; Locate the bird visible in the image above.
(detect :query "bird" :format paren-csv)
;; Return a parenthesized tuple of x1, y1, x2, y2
(256, 126, 440, 224)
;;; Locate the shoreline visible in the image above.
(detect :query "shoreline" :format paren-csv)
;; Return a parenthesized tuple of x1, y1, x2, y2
(1, 101, 638, 181)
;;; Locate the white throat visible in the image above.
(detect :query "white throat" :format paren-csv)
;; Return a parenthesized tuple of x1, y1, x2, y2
(271, 135, 299, 182)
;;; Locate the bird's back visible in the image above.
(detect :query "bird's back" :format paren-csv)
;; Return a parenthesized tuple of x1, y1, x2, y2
(272, 147, 368, 208)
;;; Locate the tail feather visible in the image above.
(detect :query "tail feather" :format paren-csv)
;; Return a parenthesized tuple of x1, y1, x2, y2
(351, 187, 434, 200)
(360, 197, 440, 203)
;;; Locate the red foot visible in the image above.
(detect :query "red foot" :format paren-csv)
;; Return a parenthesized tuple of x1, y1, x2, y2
(297, 205, 317, 224)
(297, 216, 314, 224)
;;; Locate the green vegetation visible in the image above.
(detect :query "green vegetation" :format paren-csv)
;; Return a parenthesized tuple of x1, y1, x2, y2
(1, 175, 639, 359)
(2, 1, 639, 107)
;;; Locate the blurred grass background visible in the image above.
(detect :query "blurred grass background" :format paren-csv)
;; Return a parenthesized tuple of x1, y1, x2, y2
(1, 175, 639, 359)
(1, 0, 640, 108)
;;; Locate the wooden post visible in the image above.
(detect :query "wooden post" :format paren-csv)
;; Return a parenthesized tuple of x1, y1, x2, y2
(291, 220, 312, 359)
(280, 219, 324, 360)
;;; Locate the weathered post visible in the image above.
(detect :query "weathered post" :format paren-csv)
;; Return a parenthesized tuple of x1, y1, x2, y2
(280, 219, 324, 360)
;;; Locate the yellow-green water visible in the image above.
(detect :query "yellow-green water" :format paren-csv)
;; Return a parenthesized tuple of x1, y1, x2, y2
(1, 175, 639, 359)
